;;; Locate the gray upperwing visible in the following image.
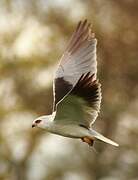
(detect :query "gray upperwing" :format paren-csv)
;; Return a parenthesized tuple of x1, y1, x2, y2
(54, 73, 102, 128)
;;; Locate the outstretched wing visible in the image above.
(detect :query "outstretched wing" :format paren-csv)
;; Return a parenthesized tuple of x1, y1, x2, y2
(53, 20, 97, 111)
(55, 73, 101, 128)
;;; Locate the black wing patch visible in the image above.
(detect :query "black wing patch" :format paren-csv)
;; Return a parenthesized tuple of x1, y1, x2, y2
(54, 77, 73, 110)
(71, 72, 101, 111)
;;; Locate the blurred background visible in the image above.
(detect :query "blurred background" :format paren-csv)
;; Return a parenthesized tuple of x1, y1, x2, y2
(0, 0, 138, 180)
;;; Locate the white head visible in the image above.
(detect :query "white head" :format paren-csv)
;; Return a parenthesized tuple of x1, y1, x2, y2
(32, 112, 56, 129)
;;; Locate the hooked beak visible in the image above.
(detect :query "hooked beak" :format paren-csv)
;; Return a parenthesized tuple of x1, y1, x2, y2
(32, 124, 36, 128)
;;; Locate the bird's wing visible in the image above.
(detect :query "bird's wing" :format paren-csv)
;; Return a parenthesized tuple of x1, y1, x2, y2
(53, 20, 97, 111)
(54, 72, 101, 128)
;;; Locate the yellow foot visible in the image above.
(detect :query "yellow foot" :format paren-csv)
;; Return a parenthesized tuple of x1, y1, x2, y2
(81, 136, 94, 146)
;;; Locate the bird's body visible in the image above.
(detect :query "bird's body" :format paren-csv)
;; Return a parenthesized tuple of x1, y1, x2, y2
(44, 122, 89, 139)
(32, 20, 119, 147)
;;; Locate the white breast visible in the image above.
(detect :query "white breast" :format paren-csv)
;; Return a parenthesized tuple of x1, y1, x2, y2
(47, 123, 90, 138)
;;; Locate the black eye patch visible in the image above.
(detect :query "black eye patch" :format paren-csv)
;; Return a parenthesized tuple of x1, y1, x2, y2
(35, 120, 42, 124)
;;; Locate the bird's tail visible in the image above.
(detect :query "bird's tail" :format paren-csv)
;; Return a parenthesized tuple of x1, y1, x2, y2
(90, 129, 119, 147)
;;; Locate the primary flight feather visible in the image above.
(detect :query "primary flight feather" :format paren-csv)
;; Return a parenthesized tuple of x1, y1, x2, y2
(32, 20, 119, 147)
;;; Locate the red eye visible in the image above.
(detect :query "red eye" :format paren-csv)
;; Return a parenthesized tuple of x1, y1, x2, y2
(35, 120, 42, 124)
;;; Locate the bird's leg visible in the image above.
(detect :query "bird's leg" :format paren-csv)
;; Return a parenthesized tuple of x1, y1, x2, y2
(81, 136, 94, 146)
(81, 137, 98, 153)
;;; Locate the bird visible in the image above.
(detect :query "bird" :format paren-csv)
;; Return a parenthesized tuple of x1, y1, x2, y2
(32, 19, 119, 147)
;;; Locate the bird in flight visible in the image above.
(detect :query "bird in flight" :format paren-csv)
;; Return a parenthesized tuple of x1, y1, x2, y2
(32, 20, 119, 147)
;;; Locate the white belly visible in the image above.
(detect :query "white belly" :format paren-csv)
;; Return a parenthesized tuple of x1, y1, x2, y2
(47, 124, 90, 138)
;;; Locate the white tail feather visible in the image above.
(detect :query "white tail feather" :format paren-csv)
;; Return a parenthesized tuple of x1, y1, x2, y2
(90, 129, 119, 147)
